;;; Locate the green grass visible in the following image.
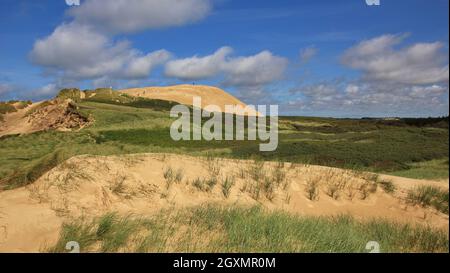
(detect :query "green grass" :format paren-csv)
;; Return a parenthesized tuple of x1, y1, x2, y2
(0, 101, 17, 121)
(0, 149, 68, 190)
(47, 212, 142, 253)
(388, 158, 449, 180)
(47, 205, 449, 253)
(0, 102, 17, 114)
(56, 88, 83, 102)
(0, 98, 448, 189)
(407, 185, 449, 214)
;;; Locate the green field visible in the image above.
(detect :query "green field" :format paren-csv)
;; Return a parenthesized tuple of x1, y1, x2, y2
(0, 94, 448, 190)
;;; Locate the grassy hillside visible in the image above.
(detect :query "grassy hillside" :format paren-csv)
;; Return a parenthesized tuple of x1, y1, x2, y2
(0, 96, 448, 189)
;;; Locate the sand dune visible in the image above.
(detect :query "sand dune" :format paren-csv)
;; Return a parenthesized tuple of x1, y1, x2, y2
(0, 153, 447, 252)
(119, 84, 260, 115)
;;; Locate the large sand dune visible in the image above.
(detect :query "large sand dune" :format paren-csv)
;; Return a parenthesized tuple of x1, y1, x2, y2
(119, 84, 260, 115)
(0, 153, 447, 252)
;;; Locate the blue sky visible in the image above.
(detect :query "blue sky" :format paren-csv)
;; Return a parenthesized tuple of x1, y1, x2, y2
(0, 0, 448, 117)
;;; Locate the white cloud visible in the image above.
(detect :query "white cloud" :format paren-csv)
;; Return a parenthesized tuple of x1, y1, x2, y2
(342, 34, 449, 85)
(124, 50, 171, 78)
(409, 84, 447, 98)
(30, 0, 213, 85)
(165, 47, 288, 86)
(223, 51, 288, 86)
(30, 23, 171, 80)
(165, 47, 232, 80)
(345, 84, 359, 95)
(69, 0, 212, 34)
(299, 46, 317, 63)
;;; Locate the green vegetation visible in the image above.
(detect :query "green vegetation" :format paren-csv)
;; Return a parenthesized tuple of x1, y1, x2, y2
(221, 175, 236, 198)
(389, 159, 449, 180)
(0, 102, 17, 115)
(0, 149, 68, 190)
(47, 205, 449, 253)
(163, 166, 184, 189)
(56, 88, 83, 102)
(0, 91, 448, 190)
(192, 176, 218, 192)
(0, 100, 29, 121)
(407, 185, 449, 214)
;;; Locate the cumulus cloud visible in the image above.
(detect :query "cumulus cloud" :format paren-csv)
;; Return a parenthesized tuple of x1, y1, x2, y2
(30, 23, 171, 80)
(124, 50, 171, 78)
(342, 34, 449, 85)
(299, 46, 317, 63)
(30, 0, 212, 85)
(165, 47, 288, 87)
(69, 0, 212, 34)
(223, 51, 288, 86)
(165, 47, 232, 80)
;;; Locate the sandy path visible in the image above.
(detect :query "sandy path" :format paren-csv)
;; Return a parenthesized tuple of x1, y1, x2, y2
(0, 153, 448, 252)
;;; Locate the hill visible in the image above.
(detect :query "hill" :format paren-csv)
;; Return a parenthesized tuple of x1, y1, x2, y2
(119, 84, 260, 115)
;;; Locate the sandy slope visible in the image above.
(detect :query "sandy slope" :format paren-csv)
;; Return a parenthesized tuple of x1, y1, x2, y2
(0, 153, 447, 252)
(0, 102, 42, 136)
(0, 100, 90, 137)
(119, 84, 260, 115)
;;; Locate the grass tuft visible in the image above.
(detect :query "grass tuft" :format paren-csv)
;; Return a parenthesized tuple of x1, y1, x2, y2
(407, 185, 449, 214)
